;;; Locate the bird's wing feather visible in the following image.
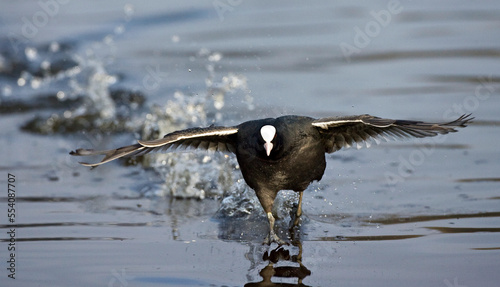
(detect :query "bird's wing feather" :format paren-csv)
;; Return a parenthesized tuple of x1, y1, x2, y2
(312, 114, 473, 153)
(70, 126, 239, 167)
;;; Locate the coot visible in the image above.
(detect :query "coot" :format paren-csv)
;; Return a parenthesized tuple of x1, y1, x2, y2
(71, 113, 472, 244)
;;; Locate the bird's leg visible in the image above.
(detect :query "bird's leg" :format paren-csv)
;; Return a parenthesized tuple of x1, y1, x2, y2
(292, 191, 303, 227)
(265, 212, 287, 245)
(257, 189, 287, 245)
(289, 191, 304, 243)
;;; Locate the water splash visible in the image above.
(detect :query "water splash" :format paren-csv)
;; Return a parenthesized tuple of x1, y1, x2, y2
(15, 40, 145, 134)
(215, 179, 259, 218)
(3, 38, 264, 213)
(68, 54, 117, 120)
(140, 70, 252, 200)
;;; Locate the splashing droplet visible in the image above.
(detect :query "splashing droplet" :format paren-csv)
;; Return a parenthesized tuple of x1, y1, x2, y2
(25, 47, 38, 61)
(123, 4, 135, 20)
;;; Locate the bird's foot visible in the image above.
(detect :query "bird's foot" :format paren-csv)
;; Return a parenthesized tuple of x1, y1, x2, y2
(263, 230, 288, 246)
(290, 204, 302, 228)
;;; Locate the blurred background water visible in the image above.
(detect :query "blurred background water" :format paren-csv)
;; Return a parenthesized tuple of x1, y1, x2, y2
(1, 1, 499, 286)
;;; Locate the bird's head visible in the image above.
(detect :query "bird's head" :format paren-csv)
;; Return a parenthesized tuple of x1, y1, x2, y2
(260, 125, 277, 156)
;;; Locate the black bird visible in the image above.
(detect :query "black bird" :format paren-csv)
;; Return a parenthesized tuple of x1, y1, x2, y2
(70, 113, 472, 244)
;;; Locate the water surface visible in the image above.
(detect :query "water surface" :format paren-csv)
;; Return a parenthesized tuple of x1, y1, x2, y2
(1, 1, 499, 286)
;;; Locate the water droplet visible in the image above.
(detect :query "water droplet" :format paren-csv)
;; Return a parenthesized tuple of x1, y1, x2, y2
(30, 77, 41, 89)
(49, 42, 60, 53)
(114, 25, 125, 35)
(17, 78, 26, 87)
(2, 85, 12, 97)
(56, 91, 66, 100)
(103, 35, 114, 45)
(123, 4, 135, 19)
(198, 48, 210, 57)
(25, 47, 38, 61)
(41, 60, 50, 70)
(213, 92, 224, 110)
(208, 52, 222, 62)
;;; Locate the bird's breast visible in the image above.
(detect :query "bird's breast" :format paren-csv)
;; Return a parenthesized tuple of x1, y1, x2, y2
(236, 139, 326, 192)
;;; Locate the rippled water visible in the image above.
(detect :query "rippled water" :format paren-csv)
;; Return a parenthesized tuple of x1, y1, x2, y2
(1, 1, 499, 286)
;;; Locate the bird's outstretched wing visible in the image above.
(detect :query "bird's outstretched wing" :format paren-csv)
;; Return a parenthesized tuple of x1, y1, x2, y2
(312, 114, 473, 153)
(70, 126, 239, 167)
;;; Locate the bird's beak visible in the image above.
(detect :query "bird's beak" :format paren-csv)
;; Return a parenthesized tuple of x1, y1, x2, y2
(264, 142, 273, 156)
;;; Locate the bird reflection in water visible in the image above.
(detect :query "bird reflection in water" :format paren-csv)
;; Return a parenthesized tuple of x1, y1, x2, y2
(245, 240, 312, 287)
